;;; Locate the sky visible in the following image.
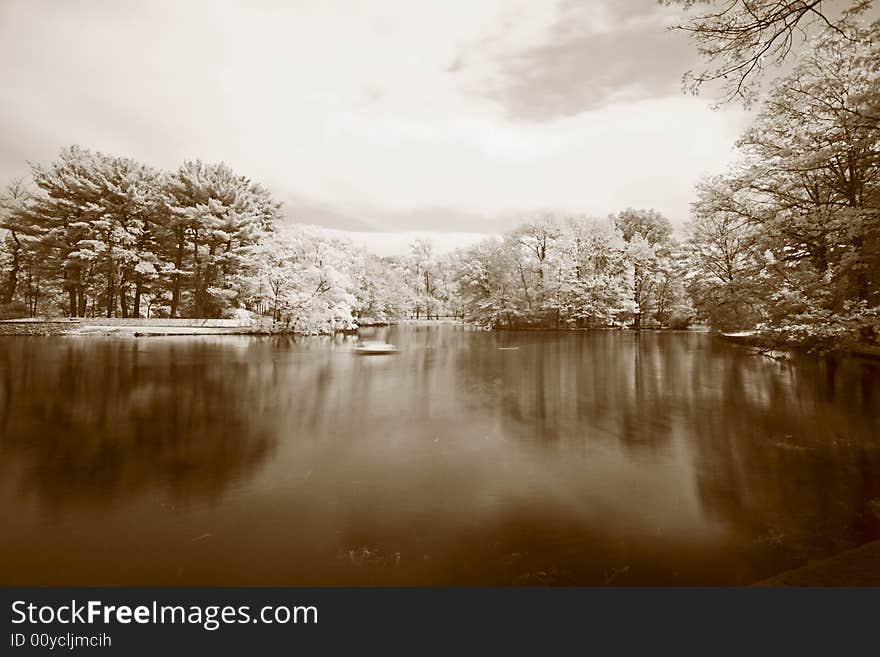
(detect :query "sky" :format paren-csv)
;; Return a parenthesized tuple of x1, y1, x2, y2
(0, 0, 750, 253)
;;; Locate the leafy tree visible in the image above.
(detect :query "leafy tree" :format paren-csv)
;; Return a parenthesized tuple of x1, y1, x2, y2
(164, 160, 280, 318)
(408, 238, 442, 319)
(0, 178, 33, 309)
(685, 19, 880, 347)
(613, 208, 674, 327)
(666, 0, 874, 104)
(452, 215, 640, 329)
(613, 208, 673, 246)
(354, 253, 413, 324)
(736, 20, 880, 306)
(454, 237, 520, 328)
(0, 146, 423, 329)
(684, 176, 766, 330)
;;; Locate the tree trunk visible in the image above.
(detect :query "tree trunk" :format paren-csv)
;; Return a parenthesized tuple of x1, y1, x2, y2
(845, 162, 869, 303)
(852, 235, 869, 303)
(106, 263, 115, 318)
(170, 232, 185, 317)
(197, 242, 217, 317)
(811, 241, 828, 274)
(632, 263, 642, 329)
(1, 231, 21, 304)
(191, 232, 206, 317)
(133, 279, 142, 318)
(119, 281, 129, 318)
(517, 263, 532, 311)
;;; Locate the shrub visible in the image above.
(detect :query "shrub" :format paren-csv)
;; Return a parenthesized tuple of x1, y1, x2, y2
(668, 311, 694, 330)
(756, 302, 880, 352)
(0, 302, 29, 319)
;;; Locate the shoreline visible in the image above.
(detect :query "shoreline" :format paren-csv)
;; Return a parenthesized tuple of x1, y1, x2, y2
(753, 539, 880, 586)
(0, 318, 282, 337)
(2, 318, 878, 363)
(0, 318, 710, 338)
(719, 331, 880, 362)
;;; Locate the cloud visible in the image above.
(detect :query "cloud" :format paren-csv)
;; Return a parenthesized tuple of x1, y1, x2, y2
(282, 198, 520, 234)
(0, 0, 747, 231)
(469, 0, 698, 120)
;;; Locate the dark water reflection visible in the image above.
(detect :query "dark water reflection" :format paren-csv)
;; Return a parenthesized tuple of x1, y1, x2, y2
(1, 326, 878, 585)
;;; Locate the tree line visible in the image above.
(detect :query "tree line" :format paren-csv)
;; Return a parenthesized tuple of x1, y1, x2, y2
(390, 5, 880, 350)
(448, 210, 691, 330)
(2, 10, 878, 347)
(683, 17, 880, 349)
(0, 147, 413, 330)
(0, 144, 691, 333)
(0, 147, 281, 320)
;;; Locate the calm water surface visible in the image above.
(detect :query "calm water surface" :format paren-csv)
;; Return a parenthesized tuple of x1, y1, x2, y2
(1, 326, 879, 585)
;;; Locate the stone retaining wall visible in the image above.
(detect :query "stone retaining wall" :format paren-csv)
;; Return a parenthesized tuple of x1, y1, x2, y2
(0, 320, 81, 336)
(80, 318, 272, 328)
(0, 317, 275, 335)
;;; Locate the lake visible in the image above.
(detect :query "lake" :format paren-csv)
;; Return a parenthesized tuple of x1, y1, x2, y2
(1, 325, 879, 585)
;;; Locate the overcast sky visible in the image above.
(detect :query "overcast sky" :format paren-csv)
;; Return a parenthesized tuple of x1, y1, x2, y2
(0, 0, 749, 248)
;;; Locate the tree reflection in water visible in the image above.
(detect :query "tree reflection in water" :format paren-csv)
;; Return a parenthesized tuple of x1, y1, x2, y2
(0, 328, 878, 585)
(0, 338, 277, 510)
